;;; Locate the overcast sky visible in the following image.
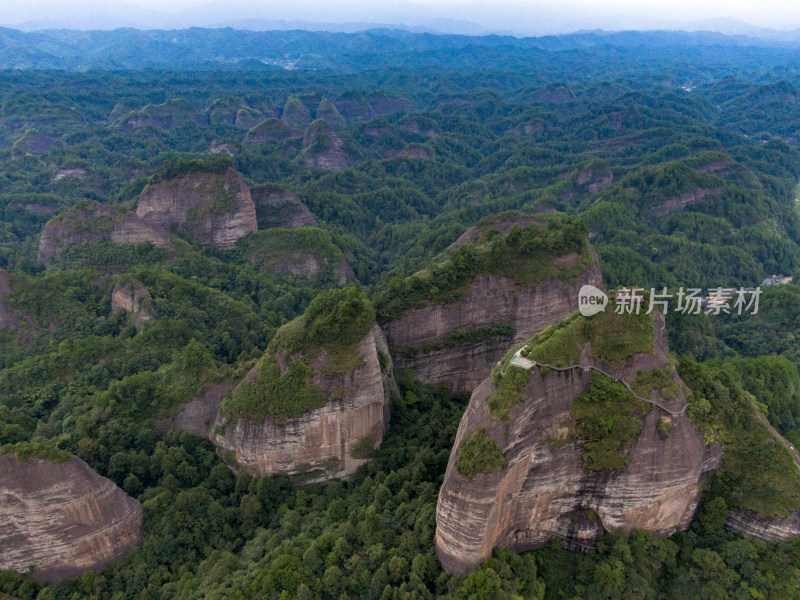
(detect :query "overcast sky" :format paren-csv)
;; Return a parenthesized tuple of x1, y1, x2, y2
(5, 0, 800, 34)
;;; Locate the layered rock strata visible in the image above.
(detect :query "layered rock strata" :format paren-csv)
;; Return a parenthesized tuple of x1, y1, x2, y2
(135, 167, 257, 250)
(0, 453, 143, 583)
(435, 312, 717, 573)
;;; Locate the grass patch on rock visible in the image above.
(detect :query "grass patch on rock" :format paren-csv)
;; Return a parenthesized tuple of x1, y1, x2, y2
(457, 428, 505, 479)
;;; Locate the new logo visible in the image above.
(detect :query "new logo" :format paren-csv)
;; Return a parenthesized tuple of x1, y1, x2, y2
(578, 285, 608, 317)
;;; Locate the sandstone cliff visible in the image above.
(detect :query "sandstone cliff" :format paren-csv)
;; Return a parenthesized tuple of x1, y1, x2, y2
(211, 323, 394, 481)
(135, 166, 257, 250)
(0, 452, 143, 583)
(380, 215, 604, 393)
(301, 120, 352, 171)
(435, 309, 717, 573)
(37, 202, 172, 265)
(179, 288, 397, 482)
(250, 184, 318, 229)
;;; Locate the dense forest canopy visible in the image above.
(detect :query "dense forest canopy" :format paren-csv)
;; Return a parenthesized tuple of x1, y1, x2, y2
(2, 27, 800, 600)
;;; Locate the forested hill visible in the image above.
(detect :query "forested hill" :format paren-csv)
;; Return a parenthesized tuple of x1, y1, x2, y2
(2, 27, 800, 75)
(3, 26, 800, 600)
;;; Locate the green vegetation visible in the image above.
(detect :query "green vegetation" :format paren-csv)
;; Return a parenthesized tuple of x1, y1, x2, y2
(680, 357, 800, 518)
(4, 32, 800, 600)
(376, 215, 593, 321)
(400, 321, 514, 356)
(632, 365, 681, 400)
(487, 307, 655, 421)
(657, 417, 672, 438)
(349, 435, 377, 459)
(149, 156, 232, 184)
(2, 441, 71, 463)
(523, 302, 655, 368)
(572, 373, 650, 471)
(237, 227, 346, 284)
(456, 428, 506, 479)
(222, 358, 327, 423)
(221, 287, 374, 421)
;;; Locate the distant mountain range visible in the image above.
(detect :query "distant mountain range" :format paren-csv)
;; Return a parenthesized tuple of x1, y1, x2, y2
(3, 26, 800, 73)
(4, 0, 800, 38)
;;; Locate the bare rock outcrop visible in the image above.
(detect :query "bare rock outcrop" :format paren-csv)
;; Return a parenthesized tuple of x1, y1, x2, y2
(210, 323, 394, 481)
(11, 131, 62, 154)
(726, 510, 800, 542)
(0, 452, 143, 583)
(316, 98, 346, 128)
(396, 143, 431, 159)
(111, 280, 155, 323)
(282, 95, 313, 129)
(37, 202, 172, 265)
(301, 120, 352, 171)
(435, 311, 716, 573)
(135, 167, 257, 250)
(250, 184, 318, 229)
(383, 266, 603, 394)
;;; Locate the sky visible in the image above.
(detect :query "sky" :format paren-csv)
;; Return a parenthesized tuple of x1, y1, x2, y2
(5, 0, 800, 34)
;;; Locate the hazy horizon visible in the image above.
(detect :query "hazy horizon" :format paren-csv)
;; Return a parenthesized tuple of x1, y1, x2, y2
(6, 0, 800, 36)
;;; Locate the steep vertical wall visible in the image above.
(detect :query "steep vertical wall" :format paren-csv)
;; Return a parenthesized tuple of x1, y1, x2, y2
(434, 311, 719, 573)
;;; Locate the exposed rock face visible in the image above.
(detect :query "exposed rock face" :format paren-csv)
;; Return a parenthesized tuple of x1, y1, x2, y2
(234, 108, 265, 129)
(0, 453, 143, 583)
(135, 167, 257, 250)
(650, 188, 720, 218)
(282, 95, 313, 128)
(726, 510, 800, 542)
(244, 118, 300, 144)
(435, 313, 717, 573)
(382, 260, 605, 393)
(209, 140, 235, 156)
(250, 184, 318, 229)
(153, 381, 236, 437)
(209, 324, 395, 481)
(12, 131, 62, 154)
(316, 99, 346, 128)
(577, 167, 614, 195)
(111, 280, 155, 323)
(37, 203, 172, 265)
(301, 120, 352, 171)
(52, 168, 87, 182)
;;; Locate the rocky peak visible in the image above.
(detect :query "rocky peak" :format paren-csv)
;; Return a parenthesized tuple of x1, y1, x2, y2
(12, 131, 62, 154)
(316, 98, 346, 127)
(172, 288, 396, 482)
(301, 120, 352, 171)
(434, 307, 715, 573)
(37, 201, 172, 265)
(135, 161, 257, 250)
(243, 118, 300, 145)
(282, 94, 313, 129)
(117, 98, 206, 131)
(250, 184, 317, 229)
(0, 449, 143, 583)
(379, 214, 604, 393)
